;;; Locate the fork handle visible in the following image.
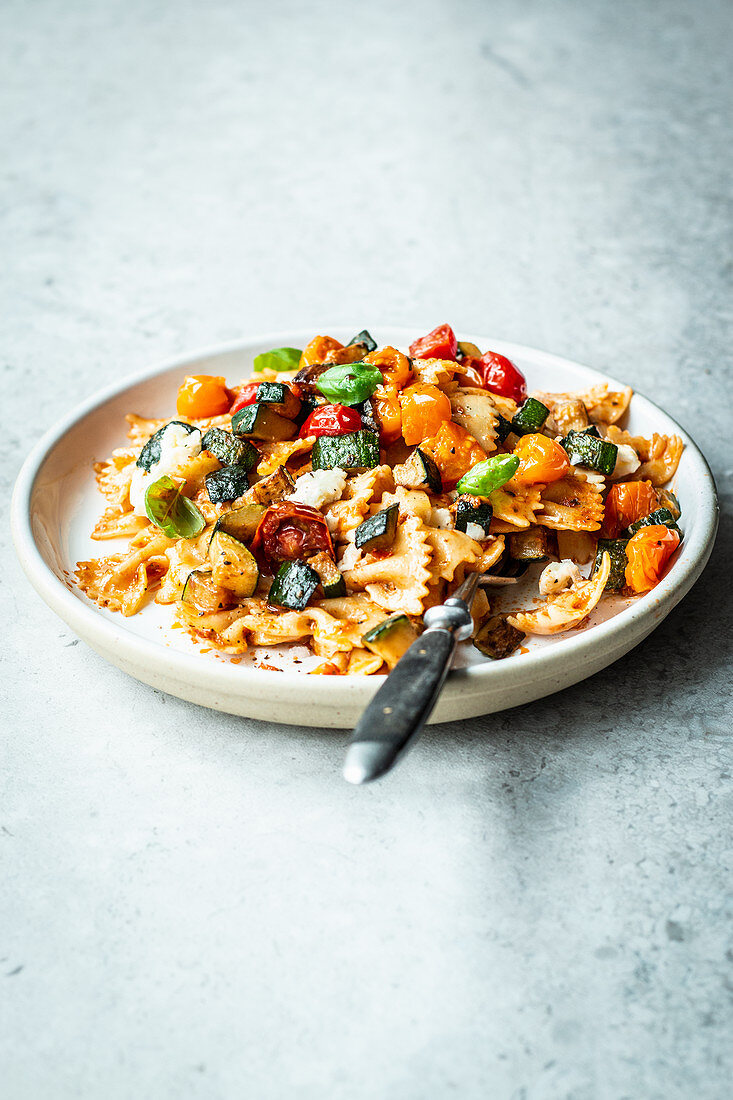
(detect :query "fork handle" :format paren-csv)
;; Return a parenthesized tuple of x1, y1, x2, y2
(342, 599, 474, 784)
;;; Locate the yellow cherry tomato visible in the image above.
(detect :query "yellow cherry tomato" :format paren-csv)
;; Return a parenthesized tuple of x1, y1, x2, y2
(176, 375, 230, 418)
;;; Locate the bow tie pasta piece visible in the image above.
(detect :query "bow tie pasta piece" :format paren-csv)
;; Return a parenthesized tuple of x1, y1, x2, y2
(343, 512, 432, 615)
(605, 426, 683, 487)
(507, 553, 611, 635)
(537, 471, 605, 531)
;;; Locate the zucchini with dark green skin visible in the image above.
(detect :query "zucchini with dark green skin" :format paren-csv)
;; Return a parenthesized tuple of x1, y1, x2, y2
(473, 614, 525, 659)
(494, 414, 515, 444)
(213, 503, 266, 543)
(311, 430, 380, 471)
(348, 329, 377, 353)
(255, 381, 302, 419)
(308, 551, 346, 597)
(136, 421, 198, 471)
(393, 448, 442, 493)
(625, 508, 681, 538)
(181, 569, 237, 613)
(510, 397, 550, 436)
(246, 466, 295, 505)
(205, 465, 250, 503)
(268, 559, 320, 611)
(355, 504, 399, 551)
(454, 496, 493, 535)
(658, 489, 681, 520)
(231, 402, 296, 441)
(561, 428, 617, 475)
(201, 427, 258, 470)
(508, 526, 552, 561)
(362, 614, 419, 669)
(208, 531, 260, 598)
(592, 538, 629, 590)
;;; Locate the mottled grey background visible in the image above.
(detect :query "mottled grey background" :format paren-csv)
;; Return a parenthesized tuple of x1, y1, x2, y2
(2, 1, 732, 1097)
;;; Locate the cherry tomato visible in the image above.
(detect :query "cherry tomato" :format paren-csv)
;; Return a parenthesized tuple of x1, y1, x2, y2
(399, 382, 452, 445)
(602, 481, 659, 538)
(299, 335, 344, 368)
(513, 434, 570, 484)
(624, 525, 680, 593)
(409, 324, 458, 361)
(364, 346, 413, 389)
(479, 352, 527, 404)
(370, 386, 403, 444)
(252, 502, 334, 574)
(420, 421, 486, 488)
(229, 382, 260, 414)
(176, 375, 231, 418)
(299, 404, 363, 438)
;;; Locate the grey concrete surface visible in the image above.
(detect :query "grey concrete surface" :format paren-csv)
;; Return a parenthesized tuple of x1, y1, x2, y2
(2, 1, 732, 1097)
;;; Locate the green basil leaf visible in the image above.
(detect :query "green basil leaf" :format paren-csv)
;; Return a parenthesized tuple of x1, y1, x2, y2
(456, 454, 520, 497)
(144, 475, 206, 538)
(316, 362, 383, 406)
(253, 347, 302, 373)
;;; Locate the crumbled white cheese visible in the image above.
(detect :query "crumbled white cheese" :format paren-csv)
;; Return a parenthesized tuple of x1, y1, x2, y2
(287, 467, 347, 510)
(465, 521, 487, 541)
(129, 423, 202, 515)
(338, 541, 362, 571)
(539, 559, 582, 596)
(430, 507, 453, 529)
(611, 443, 641, 479)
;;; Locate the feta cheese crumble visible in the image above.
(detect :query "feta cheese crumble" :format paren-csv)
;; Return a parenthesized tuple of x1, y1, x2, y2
(465, 521, 487, 541)
(287, 468, 347, 511)
(538, 559, 582, 596)
(430, 507, 453, 529)
(611, 443, 641, 479)
(129, 423, 202, 516)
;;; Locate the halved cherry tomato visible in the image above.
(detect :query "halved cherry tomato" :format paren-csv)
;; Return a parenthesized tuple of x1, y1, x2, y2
(364, 346, 413, 390)
(602, 480, 659, 538)
(370, 386, 403, 444)
(479, 352, 527, 404)
(176, 375, 231, 418)
(251, 502, 334, 575)
(229, 382, 260, 414)
(624, 525, 680, 593)
(453, 358, 486, 389)
(299, 404, 362, 438)
(409, 324, 458, 361)
(513, 433, 570, 484)
(299, 336, 344, 368)
(399, 382, 452, 445)
(420, 421, 486, 488)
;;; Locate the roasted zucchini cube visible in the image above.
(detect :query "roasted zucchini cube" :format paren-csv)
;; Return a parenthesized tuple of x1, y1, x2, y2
(245, 465, 295, 505)
(308, 550, 346, 597)
(454, 496, 493, 536)
(354, 503, 399, 551)
(255, 381, 301, 419)
(347, 329, 377, 353)
(201, 427, 258, 470)
(311, 430, 380, 471)
(208, 532, 260, 598)
(393, 448, 442, 494)
(561, 428, 617, 475)
(205, 465, 250, 503)
(473, 614, 525, 659)
(267, 559, 320, 611)
(231, 402, 296, 442)
(510, 397, 550, 436)
(213, 503, 266, 544)
(136, 421, 198, 471)
(361, 613, 419, 670)
(592, 538, 629, 591)
(181, 569, 237, 613)
(508, 526, 552, 561)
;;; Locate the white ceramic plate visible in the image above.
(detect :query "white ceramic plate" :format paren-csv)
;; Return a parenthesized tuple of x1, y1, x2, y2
(12, 328, 719, 728)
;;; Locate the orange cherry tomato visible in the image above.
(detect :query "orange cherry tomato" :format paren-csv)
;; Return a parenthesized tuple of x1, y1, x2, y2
(371, 386, 403, 444)
(399, 382, 452, 445)
(513, 433, 570, 484)
(364, 346, 413, 390)
(603, 480, 659, 538)
(420, 421, 486, 488)
(299, 335, 344, 368)
(624, 525, 680, 593)
(176, 375, 231, 418)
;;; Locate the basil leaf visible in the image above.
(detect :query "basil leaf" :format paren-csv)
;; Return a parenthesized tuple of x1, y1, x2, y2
(316, 362, 383, 406)
(144, 475, 206, 538)
(456, 454, 520, 497)
(253, 347, 302, 373)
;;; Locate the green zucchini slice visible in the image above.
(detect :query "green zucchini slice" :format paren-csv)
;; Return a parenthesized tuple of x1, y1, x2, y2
(205, 465, 250, 503)
(508, 526, 552, 561)
(592, 538, 629, 591)
(213, 503, 266, 544)
(201, 427, 258, 470)
(561, 428, 618, 476)
(208, 531, 260, 598)
(454, 496, 493, 536)
(657, 489, 681, 520)
(308, 550, 347, 597)
(393, 448, 442, 494)
(181, 568, 237, 613)
(231, 402, 296, 441)
(348, 329, 377, 353)
(457, 340, 482, 359)
(136, 421, 197, 471)
(473, 614, 525, 659)
(311, 430, 380, 471)
(510, 397, 550, 436)
(625, 508, 681, 537)
(246, 465, 295, 505)
(268, 559, 320, 611)
(354, 503, 399, 551)
(362, 613, 419, 670)
(255, 381, 302, 420)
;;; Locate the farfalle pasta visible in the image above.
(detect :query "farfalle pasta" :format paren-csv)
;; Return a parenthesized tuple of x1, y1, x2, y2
(76, 325, 685, 673)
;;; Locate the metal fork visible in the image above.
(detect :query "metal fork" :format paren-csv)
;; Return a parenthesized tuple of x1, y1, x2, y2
(342, 570, 519, 784)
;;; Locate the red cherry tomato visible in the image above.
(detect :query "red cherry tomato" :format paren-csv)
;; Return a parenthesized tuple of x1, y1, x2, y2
(251, 502, 334, 574)
(229, 382, 260, 414)
(298, 404, 363, 438)
(479, 351, 527, 403)
(409, 323, 458, 361)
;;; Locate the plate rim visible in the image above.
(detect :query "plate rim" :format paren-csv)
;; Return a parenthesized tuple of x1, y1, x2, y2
(11, 327, 720, 710)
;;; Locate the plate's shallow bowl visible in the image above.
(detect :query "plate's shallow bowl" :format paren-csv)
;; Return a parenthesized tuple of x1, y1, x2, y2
(12, 328, 718, 728)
